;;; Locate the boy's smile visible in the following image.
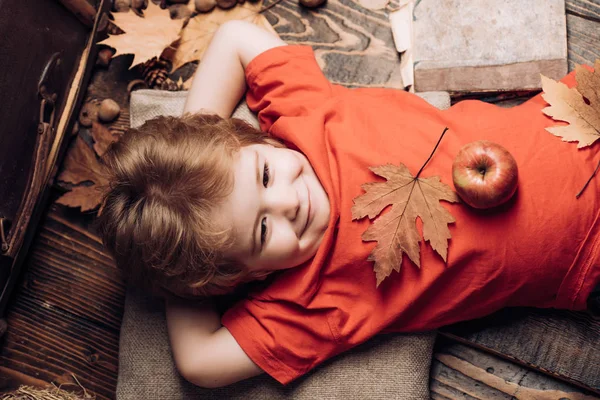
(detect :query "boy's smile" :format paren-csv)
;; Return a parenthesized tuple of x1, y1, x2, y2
(217, 144, 330, 273)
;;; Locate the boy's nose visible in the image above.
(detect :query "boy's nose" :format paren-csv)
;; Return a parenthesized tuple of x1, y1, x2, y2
(266, 185, 299, 221)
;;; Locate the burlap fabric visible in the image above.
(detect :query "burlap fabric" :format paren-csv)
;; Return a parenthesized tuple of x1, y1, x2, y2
(117, 89, 452, 400)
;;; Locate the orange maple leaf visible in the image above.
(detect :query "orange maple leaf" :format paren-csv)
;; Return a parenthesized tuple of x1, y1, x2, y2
(541, 60, 600, 149)
(351, 163, 458, 286)
(98, 1, 184, 68)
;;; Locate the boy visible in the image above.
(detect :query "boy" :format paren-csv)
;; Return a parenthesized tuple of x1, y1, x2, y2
(99, 20, 600, 389)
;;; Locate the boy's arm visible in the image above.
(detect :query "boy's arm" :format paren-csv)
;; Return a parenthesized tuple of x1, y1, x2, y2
(165, 296, 263, 388)
(168, 21, 285, 389)
(183, 20, 286, 117)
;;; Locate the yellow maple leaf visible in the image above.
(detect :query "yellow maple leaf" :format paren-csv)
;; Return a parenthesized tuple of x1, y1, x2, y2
(169, 2, 277, 72)
(351, 163, 458, 286)
(98, 2, 184, 68)
(541, 60, 600, 149)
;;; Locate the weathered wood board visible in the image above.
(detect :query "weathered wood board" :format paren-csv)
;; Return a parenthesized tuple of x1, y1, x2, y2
(432, 340, 600, 399)
(409, 0, 568, 92)
(263, 0, 404, 88)
(441, 308, 600, 394)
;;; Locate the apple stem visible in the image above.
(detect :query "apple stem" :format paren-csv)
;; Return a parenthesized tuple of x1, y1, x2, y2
(576, 158, 600, 198)
(415, 127, 449, 179)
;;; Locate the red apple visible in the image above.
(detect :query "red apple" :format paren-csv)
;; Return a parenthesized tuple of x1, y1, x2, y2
(452, 140, 518, 209)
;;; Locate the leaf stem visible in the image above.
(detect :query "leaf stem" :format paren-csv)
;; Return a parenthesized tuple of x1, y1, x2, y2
(415, 127, 449, 179)
(576, 158, 600, 198)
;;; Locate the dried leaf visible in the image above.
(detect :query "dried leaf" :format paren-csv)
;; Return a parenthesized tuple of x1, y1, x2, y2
(57, 136, 109, 212)
(541, 60, 600, 148)
(92, 122, 121, 157)
(351, 164, 458, 286)
(56, 183, 107, 212)
(98, 2, 184, 68)
(58, 136, 103, 185)
(169, 2, 276, 71)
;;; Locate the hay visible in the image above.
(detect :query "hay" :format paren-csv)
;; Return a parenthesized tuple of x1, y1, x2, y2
(1, 377, 94, 400)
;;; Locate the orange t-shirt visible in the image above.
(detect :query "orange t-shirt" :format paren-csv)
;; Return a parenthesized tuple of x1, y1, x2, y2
(221, 45, 600, 384)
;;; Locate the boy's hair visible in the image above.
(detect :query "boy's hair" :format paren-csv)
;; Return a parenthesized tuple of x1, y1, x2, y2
(98, 113, 279, 298)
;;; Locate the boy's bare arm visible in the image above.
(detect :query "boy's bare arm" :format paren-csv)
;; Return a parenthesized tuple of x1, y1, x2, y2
(165, 297, 264, 388)
(183, 20, 286, 117)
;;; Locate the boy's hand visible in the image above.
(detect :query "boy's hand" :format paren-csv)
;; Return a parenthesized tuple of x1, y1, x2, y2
(183, 20, 286, 118)
(165, 296, 264, 388)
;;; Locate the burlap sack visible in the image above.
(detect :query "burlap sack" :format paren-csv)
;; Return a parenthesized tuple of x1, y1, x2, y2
(117, 89, 451, 400)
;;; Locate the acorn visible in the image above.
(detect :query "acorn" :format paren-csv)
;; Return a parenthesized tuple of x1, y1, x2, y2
(132, 0, 148, 8)
(169, 3, 193, 18)
(195, 0, 216, 12)
(79, 102, 99, 127)
(114, 0, 131, 11)
(299, 0, 325, 7)
(98, 99, 121, 122)
(216, 0, 237, 9)
(96, 48, 114, 67)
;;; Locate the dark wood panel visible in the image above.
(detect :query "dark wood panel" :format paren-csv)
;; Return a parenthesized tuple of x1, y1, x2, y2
(431, 340, 600, 399)
(0, 207, 122, 400)
(441, 308, 600, 394)
(16, 208, 124, 331)
(2, 295, 120, 399)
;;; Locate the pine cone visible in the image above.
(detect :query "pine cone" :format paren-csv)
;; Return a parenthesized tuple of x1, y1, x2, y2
(158, 77, 181, 91)
(140, 57, 172, 88)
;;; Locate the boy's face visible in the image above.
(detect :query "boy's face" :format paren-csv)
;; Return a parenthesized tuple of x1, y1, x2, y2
(217, 144, 330, 273)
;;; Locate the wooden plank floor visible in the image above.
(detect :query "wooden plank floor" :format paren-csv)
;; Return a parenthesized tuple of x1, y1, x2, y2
(2, 0, 600, 399)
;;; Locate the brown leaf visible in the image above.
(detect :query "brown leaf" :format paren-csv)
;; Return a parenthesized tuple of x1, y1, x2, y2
(169, 2, 277, 72)
(56, 181, 108, 212)
(58, 136, 104, 185)
(351, 164, 458, 286)
(541, 60, 600, 148)
(92, 122, 121, 157)
(98, 1, 184, 68)
(57, 136, 108, 212)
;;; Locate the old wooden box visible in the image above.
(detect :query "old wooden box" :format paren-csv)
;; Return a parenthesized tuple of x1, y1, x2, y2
(0, 0, 109, 336)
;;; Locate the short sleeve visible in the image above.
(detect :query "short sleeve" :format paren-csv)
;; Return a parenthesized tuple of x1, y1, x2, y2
(245, 45, 333, 132)
(221, 298, 341, 384)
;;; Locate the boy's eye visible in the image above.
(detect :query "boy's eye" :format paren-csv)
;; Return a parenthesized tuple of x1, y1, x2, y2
(260, 217, 267, 245)
(262, 163, 270, 187)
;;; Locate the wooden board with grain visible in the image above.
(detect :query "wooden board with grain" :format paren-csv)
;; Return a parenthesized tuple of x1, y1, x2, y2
(441, 308, 600, 394)
(263, 0, 404, 88)
(0, 205, 124, 399)
(431, 340, 600, 399)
